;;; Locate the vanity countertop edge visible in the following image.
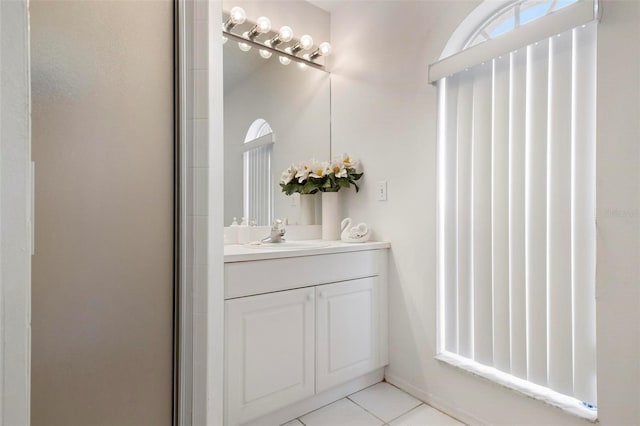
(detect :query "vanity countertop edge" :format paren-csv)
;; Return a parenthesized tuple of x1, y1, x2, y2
(224, 240, 391, 263)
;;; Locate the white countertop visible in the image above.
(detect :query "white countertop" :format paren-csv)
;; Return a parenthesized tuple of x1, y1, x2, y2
(224, 240, 391, 263)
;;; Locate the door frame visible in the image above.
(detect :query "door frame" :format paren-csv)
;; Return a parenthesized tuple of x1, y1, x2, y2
(0, 0, 32, 424)
(173, 0, 182, 424)
(175, 1, 225, 425)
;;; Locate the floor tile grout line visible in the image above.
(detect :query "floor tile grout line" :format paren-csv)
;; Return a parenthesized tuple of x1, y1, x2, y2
(297, 397, 354, 422)
(346, 379, 386, 398)
(379, 380, 465, 424)
(384, 403, 427, 425)
(347, 381, 424, 425)
(345, 395, 389, 425)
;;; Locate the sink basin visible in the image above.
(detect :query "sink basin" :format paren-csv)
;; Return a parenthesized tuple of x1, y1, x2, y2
(244, 240, 331, 250)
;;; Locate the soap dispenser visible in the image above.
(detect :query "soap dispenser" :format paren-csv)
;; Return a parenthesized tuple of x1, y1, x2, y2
(237, 217, 251, 244)
(226, 217, 239, 244)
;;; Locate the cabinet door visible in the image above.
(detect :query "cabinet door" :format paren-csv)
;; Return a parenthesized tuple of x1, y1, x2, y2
(226, 288, 315, 426)
(316, 277, 380, 393)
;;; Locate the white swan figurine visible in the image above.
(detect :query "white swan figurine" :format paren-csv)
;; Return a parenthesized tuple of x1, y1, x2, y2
(341, 218, 371, 243)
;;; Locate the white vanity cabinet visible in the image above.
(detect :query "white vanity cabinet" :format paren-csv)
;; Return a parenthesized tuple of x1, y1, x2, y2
(315, 276, 381, 393)
(226, 288, 316, 426)
(224, 244, 389, 426)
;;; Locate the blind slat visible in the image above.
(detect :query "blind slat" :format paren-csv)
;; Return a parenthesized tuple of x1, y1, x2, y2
(525, 40, 549, 387)
(547, 30, 575, 396)
(472, 63, 494, 365)
(444, 76, 460, 353)
(509, 49, 528, 380)
(492, 56, 511, 373)
(456, 73, 474, 359)
(572, 23, 597, 405)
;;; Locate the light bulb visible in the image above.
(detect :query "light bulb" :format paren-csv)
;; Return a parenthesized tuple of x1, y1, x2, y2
(238, 34, 251, 52)
(291, 35, 314, 55)
(259, 49, 272, 59)
(247, 16, 272, 39)
(310, 41, 332, 61)
(229, 7, 246, 25)
(279, 49, 291, 65)
(256, 16, 271, 33)
(278, 26, 293, 42)
(300, 35, 314, 50)
(299, 55, 309, 70)
(223, 6, 246, 31)
(319, 42, 332, 56)
(268, 26, 294, 47)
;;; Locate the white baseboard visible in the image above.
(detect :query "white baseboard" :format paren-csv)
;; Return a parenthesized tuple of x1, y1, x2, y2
(384, 372, 485, 426)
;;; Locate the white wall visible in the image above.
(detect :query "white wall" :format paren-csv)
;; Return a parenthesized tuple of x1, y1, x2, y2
(329, 0, 639, 424)
(0, 0, 31, 424)
(594, 1, 640, 424)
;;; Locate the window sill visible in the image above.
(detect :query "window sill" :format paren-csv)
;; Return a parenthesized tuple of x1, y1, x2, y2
(435, 351, 598, 423)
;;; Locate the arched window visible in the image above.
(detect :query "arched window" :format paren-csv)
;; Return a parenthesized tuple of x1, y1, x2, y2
(243, 119, 274, 225)
(432, 0, 598, 420)
(244, 118, 273, 143)
(464, 0, 579, 49)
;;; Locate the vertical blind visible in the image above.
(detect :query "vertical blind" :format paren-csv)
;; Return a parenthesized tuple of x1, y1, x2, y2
(436, 22, 597, 405)
(243, 142, 273, 225)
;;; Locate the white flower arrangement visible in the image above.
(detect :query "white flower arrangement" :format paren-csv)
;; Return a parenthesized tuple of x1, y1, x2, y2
(280, 154, 363, 195)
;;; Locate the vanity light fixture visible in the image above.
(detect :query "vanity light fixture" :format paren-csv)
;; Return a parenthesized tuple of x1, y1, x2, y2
(290, 34, 314, 55)
(247, 16, 271, 40)
(223, 6, 246, 31)
(268, 26, 293, 47)
(222, 8, 331, 70)
(309, 42, 332, 60)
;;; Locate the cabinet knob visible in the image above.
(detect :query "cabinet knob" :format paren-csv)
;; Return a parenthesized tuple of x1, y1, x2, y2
(319, 291, 327, 299)
(307, 293, 314, 302)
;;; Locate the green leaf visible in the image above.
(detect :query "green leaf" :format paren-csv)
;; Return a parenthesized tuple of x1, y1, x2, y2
(337, 178, 350, 188)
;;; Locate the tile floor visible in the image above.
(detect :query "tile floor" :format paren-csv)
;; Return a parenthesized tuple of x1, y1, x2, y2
(281, 382, 465, 426)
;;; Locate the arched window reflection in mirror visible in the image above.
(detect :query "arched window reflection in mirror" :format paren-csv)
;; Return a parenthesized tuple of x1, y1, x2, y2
(243, 118, 274, 225)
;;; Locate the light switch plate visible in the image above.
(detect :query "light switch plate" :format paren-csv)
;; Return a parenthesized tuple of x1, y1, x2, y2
(376, 181, 388, 201)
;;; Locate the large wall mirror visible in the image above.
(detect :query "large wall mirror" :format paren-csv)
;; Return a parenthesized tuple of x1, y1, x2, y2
(223, 37, 331, 226)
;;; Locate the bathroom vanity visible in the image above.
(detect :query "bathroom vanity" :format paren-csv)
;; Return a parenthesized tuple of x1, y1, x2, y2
(224, 241, 390, 426)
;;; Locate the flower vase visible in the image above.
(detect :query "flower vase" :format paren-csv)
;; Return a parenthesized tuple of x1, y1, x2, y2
(299, 194, 316, 225)
(322, 191, 341, 240)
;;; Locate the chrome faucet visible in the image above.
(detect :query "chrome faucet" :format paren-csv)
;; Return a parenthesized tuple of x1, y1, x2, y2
(261, 219, 286, 243)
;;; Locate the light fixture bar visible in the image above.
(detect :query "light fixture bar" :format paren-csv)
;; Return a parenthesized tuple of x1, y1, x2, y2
(223, 30, 329, 72)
